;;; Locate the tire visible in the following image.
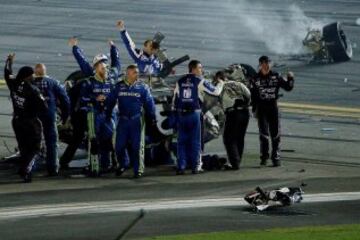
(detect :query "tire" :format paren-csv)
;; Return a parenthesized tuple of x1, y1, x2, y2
(322, 22, 353, 62)
(65, 70, 87, 82)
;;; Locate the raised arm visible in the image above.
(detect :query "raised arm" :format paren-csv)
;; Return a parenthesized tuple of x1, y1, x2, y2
(69, 37, 94, 77)
(4, 54, 15, 91)
(116, 20, 142, 64)
(279, 72, 294, 91)
(109, 40, 121, 76)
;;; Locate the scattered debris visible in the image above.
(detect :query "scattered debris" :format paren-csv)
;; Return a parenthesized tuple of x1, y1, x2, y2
(321, 128, 337, 132)
(244, 186, 304, 211)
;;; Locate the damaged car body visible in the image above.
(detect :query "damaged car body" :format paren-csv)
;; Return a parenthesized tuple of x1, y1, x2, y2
(303, 21, 353, 63)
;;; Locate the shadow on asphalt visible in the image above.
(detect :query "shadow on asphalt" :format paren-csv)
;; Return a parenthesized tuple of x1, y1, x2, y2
(238, 206, 315, 216)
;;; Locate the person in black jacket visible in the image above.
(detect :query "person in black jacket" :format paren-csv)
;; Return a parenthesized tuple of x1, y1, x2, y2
(250, 56, 294, 167)
(4, 54, 47, 182)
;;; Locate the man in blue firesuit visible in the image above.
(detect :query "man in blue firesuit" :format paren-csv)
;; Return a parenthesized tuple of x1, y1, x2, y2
(72, 39, 121, 175)
(33, 63, 70, 176)
(173, 60, 224, 175)
(116, 20, 162, 76)
(60, 38, 122, 171)
(106, 64, 156, 178)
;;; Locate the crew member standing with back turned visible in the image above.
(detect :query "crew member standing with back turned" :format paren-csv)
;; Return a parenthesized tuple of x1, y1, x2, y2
(173, 60, 224, 175)
(215, 71, 251, 170)
(33, 63, 70, 176)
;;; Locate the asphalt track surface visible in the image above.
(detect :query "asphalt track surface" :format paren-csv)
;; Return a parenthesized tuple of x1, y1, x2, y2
(0, 0, 360, 239)
(0, 0, 359, 107)
(0, 199, 359, 240)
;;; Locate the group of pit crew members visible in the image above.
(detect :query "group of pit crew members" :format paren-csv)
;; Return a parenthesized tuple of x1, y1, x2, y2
(3, 20, 294, 183)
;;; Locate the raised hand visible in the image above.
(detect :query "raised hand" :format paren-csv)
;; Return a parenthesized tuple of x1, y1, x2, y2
(68, 37, 78, 47)
(116, 20, 125, 31)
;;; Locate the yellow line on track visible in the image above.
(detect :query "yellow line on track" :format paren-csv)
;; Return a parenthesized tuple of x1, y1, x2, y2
(0, 79, 358, 118)
(279, 102, 360, 119)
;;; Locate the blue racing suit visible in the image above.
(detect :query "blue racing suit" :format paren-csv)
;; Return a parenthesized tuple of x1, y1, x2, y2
(106, 79, 156, 175)
(173, 74, 224, 171)
(119, 30, 162, 76)
(32, 76, 70, 174)
(75, 45, 121, 171)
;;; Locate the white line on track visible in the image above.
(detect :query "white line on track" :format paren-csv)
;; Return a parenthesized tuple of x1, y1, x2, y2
(0, 192, 360, 220)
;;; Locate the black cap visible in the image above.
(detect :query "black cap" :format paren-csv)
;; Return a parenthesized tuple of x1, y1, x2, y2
(259, 55, 271, 63)
(16, 66, 34, 81)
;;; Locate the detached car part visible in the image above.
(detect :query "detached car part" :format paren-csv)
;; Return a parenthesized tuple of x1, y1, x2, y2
(244, 186, 304, 211)
(303, 21, 353, 63)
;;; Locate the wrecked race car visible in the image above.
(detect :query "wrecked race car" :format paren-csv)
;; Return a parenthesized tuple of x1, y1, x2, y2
(303, 21, 353, 63)
(244, 186, 304, 211)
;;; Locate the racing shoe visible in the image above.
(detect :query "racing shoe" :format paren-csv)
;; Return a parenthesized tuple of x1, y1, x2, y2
(133, 172, 143, 179)
(224, 164, 239, 171)
(176, 169, 185, 175)
(192, 169, 204, 174)
(48, 170, 59, 177)
(272, 160, 281, 167)
(115, 168, 126, 176)
(59, 163, 69, 171)
(260, 159, 267, 167)
(223, 164, 232, 170)
(21, 172, 32, 183)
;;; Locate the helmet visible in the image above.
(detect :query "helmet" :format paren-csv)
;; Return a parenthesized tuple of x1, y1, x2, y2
(92, 54, 108, 66)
